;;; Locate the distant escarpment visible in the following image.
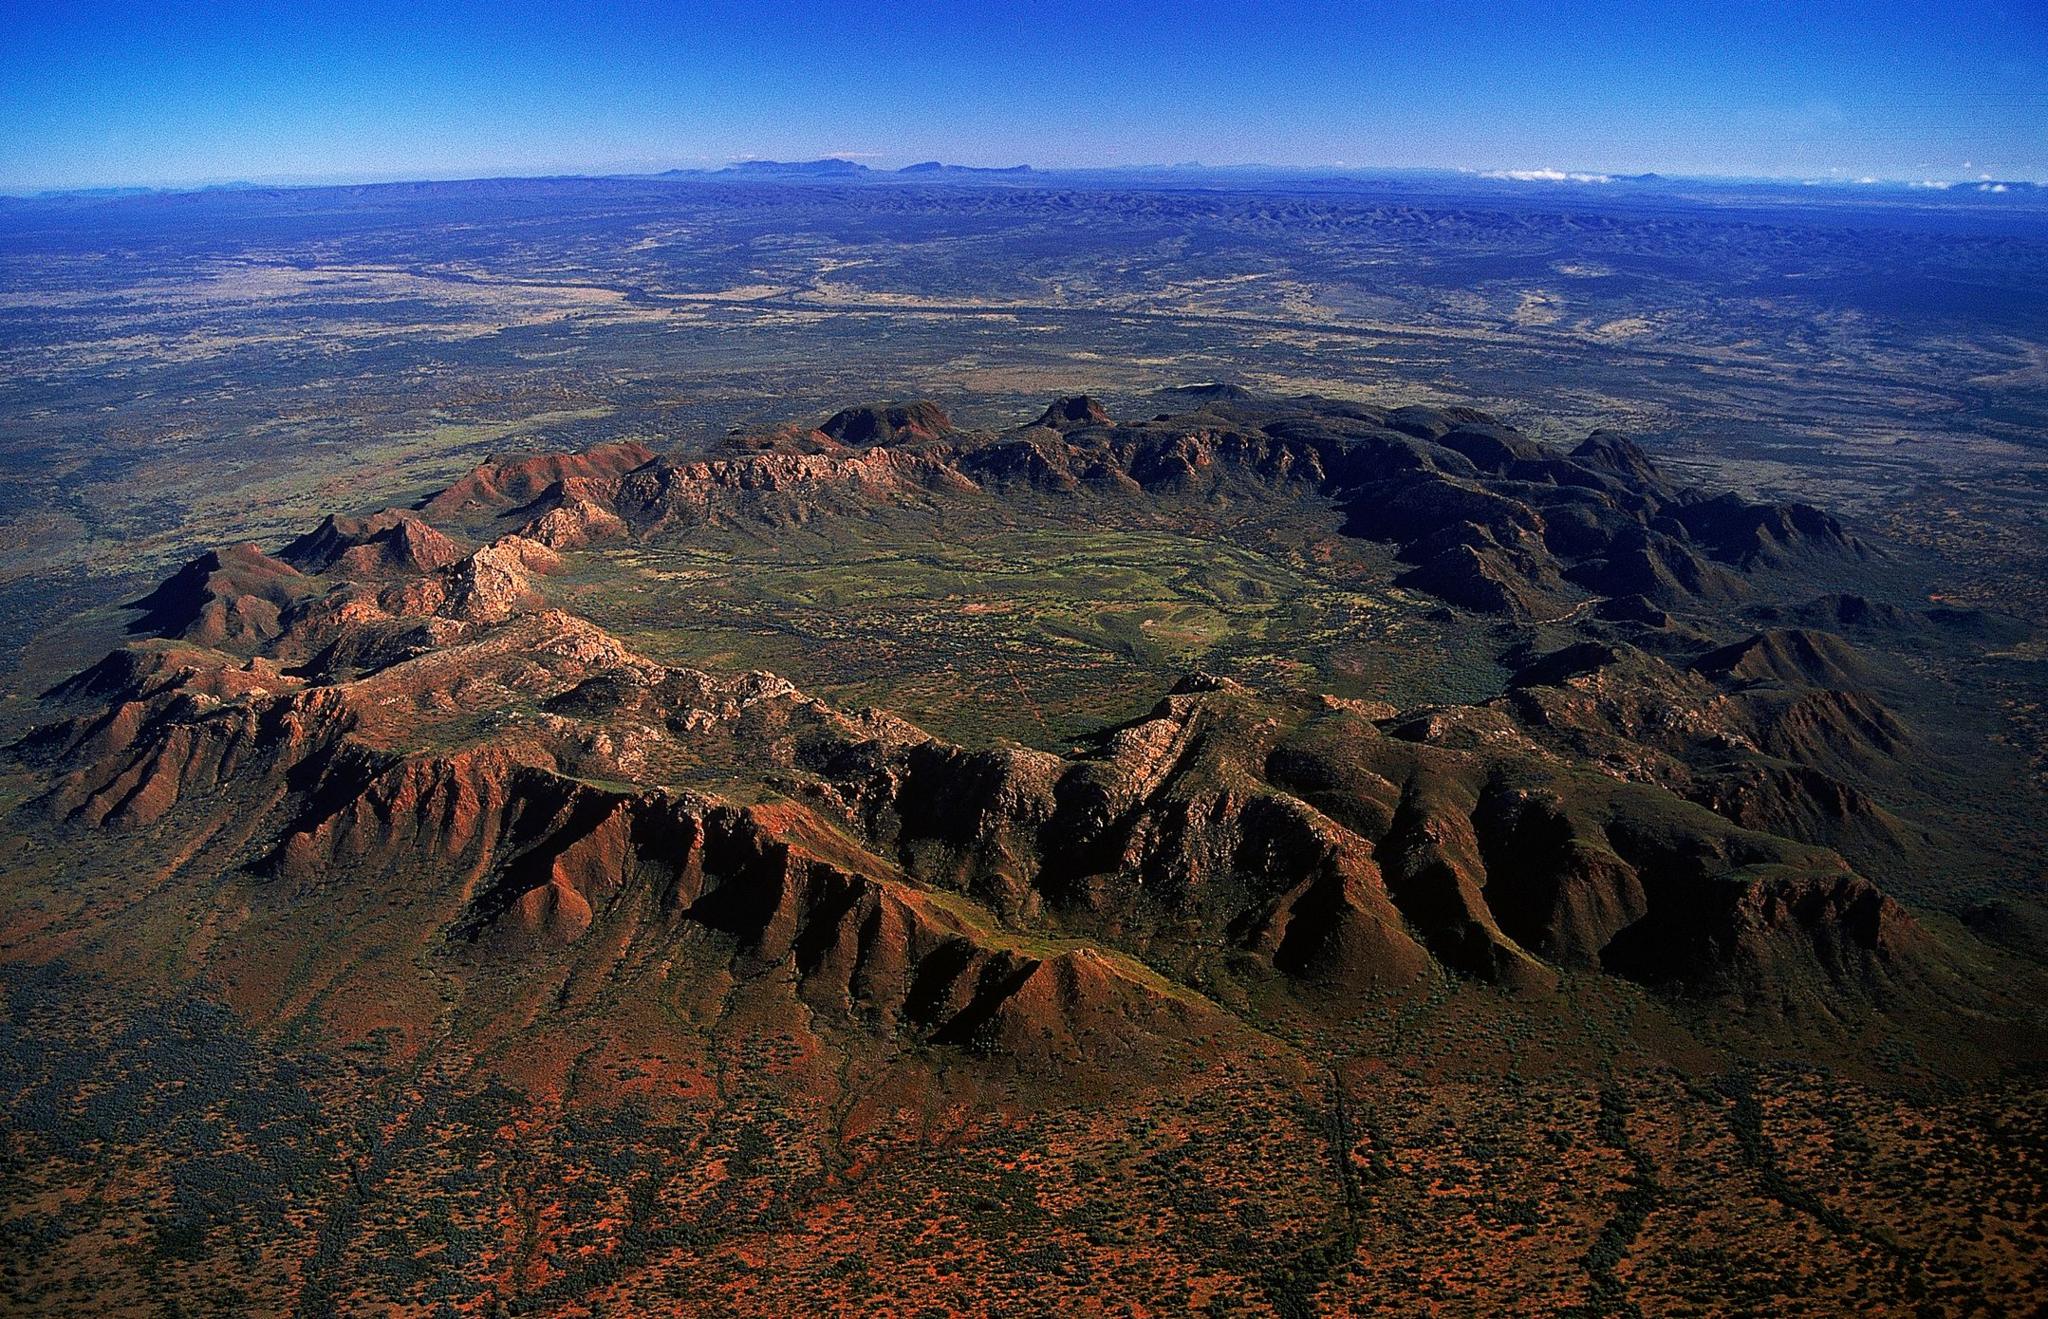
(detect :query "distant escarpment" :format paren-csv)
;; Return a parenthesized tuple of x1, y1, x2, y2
(18, 391, 2013, 1084)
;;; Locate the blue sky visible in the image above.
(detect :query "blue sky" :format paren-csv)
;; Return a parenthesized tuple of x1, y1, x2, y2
(2, 0, 2043, 189)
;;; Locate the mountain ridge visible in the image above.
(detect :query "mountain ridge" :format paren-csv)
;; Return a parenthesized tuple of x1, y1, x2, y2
(18, 391, 2029, 1089)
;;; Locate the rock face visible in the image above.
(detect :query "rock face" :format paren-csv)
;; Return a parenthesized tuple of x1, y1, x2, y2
(420, 440, 657, 517)
(14, 391, 1971, 1077)
(818, 400, 954, 446)
(418, 393, 1864, 624)
(32, 594, 1923, 1019)
(1036, 395, 1114, 429)
(1693, 628, 1874, 688)
(280, 510, 463, 576)
(125, 543, 308, 645)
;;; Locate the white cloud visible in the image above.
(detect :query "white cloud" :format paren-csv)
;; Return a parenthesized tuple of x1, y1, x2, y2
(1481, 168, 1613, 184)
(1909, 179, 1953, 189)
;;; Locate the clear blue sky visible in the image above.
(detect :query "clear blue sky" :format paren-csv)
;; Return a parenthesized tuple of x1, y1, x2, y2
(2, 0, 2043, 189)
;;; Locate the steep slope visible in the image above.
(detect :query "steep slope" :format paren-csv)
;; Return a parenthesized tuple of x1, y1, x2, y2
(29, 582, 1928, 1024)
(19, 410, 1959, 1033)
(12, 391, 2018, 1106)
(412, 393, 1868, 624)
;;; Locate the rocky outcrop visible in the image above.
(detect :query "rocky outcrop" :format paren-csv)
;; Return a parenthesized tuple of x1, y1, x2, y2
(1035, 395, 1113, 429)
(423, 394, 1868, 623)
(17, 390, 1958, 1072)
(280, 510, 463, 576)
(421, 440, 656, 517)
(1693, 629, 1874, 688)
(126, 543, 309, 645)
(1668, 492, 1865, 569)
(30, 628, 1229, 1066)
(37, 552, 1935, 1027)
(1495, 632, 1923, 863)
(519, 495, 628, 549)
(818, 400, 954, 446)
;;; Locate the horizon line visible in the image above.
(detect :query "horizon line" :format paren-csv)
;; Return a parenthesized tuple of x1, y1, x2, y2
(6, 157, 2045, 200)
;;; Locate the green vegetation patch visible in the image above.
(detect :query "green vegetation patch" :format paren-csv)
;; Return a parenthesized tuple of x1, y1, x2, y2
(555, 503, 1500, 748)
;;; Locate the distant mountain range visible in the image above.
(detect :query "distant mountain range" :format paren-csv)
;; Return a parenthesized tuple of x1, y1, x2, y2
(17, 159, 2044, 202)
(653, 158, 1035, 180)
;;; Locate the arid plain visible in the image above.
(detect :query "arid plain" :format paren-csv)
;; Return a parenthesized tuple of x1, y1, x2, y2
(1, 171, 2044, 1315)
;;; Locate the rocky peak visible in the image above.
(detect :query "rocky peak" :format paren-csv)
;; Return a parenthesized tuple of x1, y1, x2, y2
(1035, 395, 1113, 429)
(818, 400, 954, 446)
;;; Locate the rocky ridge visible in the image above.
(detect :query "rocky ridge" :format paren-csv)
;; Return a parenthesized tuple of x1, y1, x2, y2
(14, 393, 1976, 1071)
